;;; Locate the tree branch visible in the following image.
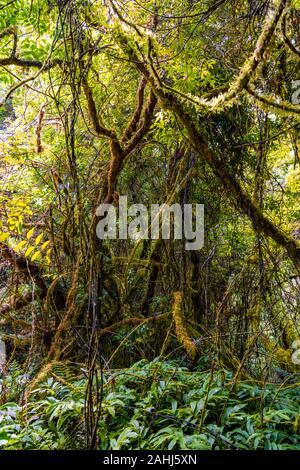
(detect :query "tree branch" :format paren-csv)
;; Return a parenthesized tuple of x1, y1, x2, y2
(117, 28, 300, 270)
(281, 12, 300, 59)
(82, 77, 117, 139)
(245, 83, 300, 115)
(123, 88, 157, 157)
(0, 26, 17, 57)
(121, 77, 147, 143)
(0, 57, 62, 69)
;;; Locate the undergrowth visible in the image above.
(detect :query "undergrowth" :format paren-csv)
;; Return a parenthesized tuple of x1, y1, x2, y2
(0, 359, 299, 450)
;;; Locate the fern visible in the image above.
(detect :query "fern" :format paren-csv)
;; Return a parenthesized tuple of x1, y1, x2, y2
(0, 359, 299, 450)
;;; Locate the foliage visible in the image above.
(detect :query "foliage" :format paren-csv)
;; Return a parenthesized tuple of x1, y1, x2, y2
(0, 359, 299, 450)
(1, 0, 300, 450)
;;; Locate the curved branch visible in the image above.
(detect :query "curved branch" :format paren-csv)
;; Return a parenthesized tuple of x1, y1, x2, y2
(82, 78, 117, 139)
(148, 0, 288, 112)
(117, 29, 300, 270)
(196, 0, 288, 110)
(0, 26, 17, 57)
(0, 73, 38, 106)
(104, 88, 157, 203)
(104, 139, 124, 203)
(0, 57, 63, 107)
(82, 75, 156, 204)
(245, 83, 300, 115)
(281, 12, 300, 59)
(99, 311, 171, 337)
(0, 57, 62, 69)
(121, 77, 147, 143)
(123, 88, 157, 157)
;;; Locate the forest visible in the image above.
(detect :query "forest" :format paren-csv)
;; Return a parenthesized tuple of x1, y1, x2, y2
(0, 0, 300, 452)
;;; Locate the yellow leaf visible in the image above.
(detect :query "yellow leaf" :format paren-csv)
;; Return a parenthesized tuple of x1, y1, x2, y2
(41, 240, 50, 251)
(25, 246, 35, 257)
(35, 233, 44, 245)
(26, 228, 35, 240)
(31, 251, 41, 262)
(0, 232, 9, 242)
(16, 222, 23, 234)
(14, 240, 27, 252)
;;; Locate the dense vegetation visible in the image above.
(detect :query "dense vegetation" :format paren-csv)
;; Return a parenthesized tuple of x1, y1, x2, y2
(0, 0, 300, 450)
(1, 360, 300, 450)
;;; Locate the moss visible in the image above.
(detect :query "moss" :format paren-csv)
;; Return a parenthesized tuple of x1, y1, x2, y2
(294, 414, 300, 434)
(263, 337, 299, 371)
(245, 84, 300, 116)
(172, 291, 197, 360)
